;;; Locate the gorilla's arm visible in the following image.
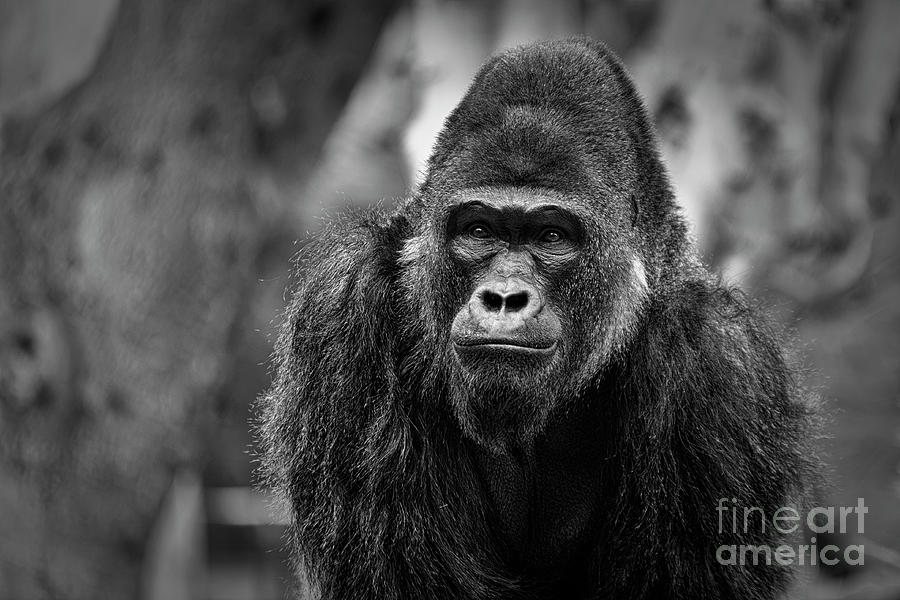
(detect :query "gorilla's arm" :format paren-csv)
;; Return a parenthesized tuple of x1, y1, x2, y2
(258, 211, 405, 594)
(605, 279, 816, 599)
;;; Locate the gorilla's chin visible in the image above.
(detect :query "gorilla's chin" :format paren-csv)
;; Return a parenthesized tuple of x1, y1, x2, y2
(449, 365, 558, 453)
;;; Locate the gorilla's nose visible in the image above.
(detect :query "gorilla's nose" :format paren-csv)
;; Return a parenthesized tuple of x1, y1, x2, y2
(473, 280, 541, 321)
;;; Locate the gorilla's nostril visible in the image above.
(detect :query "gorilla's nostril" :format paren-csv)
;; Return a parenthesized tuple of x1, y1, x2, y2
(480, 289, 530, 313)
(481, 290, 504, 312)
(504, 291, 529, 312)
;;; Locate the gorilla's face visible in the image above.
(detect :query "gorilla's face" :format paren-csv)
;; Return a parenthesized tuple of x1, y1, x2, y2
(444, 187, 587, 449)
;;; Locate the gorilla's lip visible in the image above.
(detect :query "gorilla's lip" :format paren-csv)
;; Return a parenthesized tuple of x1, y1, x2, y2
(454, 339, 557, 354)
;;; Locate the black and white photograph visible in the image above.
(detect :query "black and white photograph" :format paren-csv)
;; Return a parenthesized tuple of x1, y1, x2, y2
(1, 1, 899, 599)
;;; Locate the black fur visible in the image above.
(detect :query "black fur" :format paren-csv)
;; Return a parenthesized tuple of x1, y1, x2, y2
(257, 38, 818, 599)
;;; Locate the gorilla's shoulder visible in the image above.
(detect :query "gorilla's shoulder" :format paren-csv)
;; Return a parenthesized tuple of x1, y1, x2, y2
(639, 276, 782, 354)
(291, 206, 411, 272)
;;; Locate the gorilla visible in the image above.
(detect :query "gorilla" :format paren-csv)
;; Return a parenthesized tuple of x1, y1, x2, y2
(258, 38, 818, 599)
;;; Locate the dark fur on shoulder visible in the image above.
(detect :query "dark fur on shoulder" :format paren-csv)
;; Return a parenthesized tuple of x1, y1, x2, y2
(257, 38, 818, 599)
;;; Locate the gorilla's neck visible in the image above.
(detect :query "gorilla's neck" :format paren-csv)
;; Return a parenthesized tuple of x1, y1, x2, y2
(467, 398, 609, 582)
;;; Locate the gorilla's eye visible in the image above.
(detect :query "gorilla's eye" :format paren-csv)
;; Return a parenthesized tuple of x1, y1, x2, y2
(540, 229, 564, 243)
(467, 224, 492, 239)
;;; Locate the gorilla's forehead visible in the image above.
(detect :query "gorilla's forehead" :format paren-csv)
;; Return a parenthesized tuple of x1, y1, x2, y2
(433, 108, 625, 196)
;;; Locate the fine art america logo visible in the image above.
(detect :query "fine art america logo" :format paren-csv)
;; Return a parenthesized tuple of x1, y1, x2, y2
(716, 498, 867, 567)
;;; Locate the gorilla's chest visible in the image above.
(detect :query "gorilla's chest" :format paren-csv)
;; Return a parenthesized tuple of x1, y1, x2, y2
(471, 428, 608, 589)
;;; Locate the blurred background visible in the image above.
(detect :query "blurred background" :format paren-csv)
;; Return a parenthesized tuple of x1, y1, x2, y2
(0, 0, 898, 599)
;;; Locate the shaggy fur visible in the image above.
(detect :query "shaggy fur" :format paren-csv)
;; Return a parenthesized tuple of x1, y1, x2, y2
(257, 38, 818, 599)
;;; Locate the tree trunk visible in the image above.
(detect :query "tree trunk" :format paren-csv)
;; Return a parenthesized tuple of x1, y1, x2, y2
(0, 1, 396, 598)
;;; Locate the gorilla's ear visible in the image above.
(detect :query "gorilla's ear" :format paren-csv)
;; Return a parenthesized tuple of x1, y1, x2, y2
(630, 194, 640, 228)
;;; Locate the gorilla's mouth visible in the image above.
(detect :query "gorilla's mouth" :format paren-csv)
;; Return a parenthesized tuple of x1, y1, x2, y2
(454, 338, 557, 355)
